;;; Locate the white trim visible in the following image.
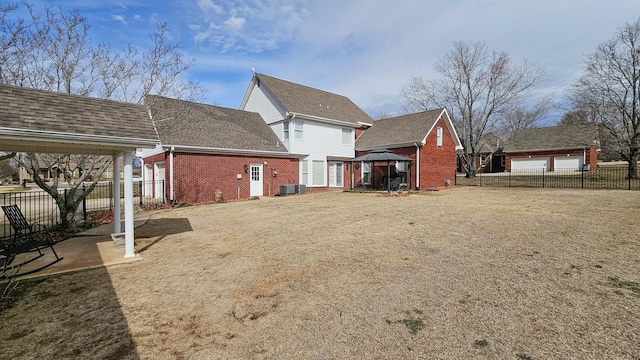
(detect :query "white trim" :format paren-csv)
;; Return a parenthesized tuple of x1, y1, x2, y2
(0, 127, 158, 148)
(123, 151, 135, 258)
(113, 156, 121, 234)
(288, 112, 364, 128)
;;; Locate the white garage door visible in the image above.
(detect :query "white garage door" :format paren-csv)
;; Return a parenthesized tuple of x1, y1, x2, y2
(511, 158, 549, 171)
(554, 156, 583, 171)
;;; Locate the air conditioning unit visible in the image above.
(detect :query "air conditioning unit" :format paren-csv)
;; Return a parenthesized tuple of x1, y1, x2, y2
(296, 184, 306, 194)
(280, 184, 296, 195)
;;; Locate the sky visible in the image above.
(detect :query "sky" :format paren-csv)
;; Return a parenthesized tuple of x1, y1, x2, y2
(12, 0, 640, 123)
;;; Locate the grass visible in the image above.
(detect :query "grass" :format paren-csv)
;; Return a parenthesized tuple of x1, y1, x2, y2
(1, 188, 639, 359)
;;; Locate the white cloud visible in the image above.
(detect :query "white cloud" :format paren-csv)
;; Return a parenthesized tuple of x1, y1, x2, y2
(111, 14, 127, 25)
(224, 16, 245, 32)
(198, 0, 224, 14)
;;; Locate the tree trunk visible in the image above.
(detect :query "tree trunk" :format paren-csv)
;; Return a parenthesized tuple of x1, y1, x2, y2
(628, 152, 638, 179)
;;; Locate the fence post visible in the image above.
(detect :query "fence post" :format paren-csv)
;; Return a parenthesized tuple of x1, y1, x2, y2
(82, 183, 87, 221)
(139, 181, 143, 206)
(581, 168, 584, 189)
(541, 169, 545, 188)
(109, 181, 113, 210)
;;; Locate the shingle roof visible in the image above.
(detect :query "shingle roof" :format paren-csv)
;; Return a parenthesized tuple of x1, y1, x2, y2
(355, 109, 446, 150)
(254, 73, 373, 125)
(0, 83, 156, 141)
(146, 95, 287, 153)
(503, 124, 599, 153)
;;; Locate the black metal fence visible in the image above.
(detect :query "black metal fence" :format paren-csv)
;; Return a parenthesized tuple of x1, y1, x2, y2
(1, 180, 165, 239)
(455, 166, 640, 190)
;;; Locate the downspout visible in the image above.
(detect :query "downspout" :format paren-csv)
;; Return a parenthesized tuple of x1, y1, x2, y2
(414, 143, 420, 190)
(583, 146, 586, 170)
(170, 146, 175, 205)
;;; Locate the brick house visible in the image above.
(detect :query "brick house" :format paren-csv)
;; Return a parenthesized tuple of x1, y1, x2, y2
(354, 108, 463, 190)
(503, 124, 600, 172)
(240, 72, 373, 192)
(140, 96, 300, 204)
(457, 132, 507, 174)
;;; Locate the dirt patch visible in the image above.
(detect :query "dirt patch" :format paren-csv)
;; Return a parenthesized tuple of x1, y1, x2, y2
(1, 188, 639, 359)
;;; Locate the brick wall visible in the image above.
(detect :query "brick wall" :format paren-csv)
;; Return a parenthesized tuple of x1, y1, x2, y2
(418, 116, 458, 189)
(144, 152, 299, 204)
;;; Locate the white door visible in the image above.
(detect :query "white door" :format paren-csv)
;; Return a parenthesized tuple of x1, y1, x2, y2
(329, 162, 343, 187)
(250, 164, 263, 196)
(143, 164, 153, 196)
(511, 158, 549, 171)
(554, 156, 582, 171)
(154, 162, 165, 200)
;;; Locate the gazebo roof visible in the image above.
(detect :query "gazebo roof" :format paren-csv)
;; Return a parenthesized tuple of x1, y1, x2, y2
(352, 149, 411, 162)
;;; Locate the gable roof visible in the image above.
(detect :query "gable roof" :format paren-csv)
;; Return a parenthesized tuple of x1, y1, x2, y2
(241, 73, 373, 126)
(476, 132, 507, 154)
(503, 124, 599, 153)
(0, 83, 158, 155)
(146, 95, 288, 155)
(355, 108, 463, 151)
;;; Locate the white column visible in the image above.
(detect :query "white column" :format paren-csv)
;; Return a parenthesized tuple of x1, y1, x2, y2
(169, 146, 174, 204)
(123, 151, 135, 258)
(113, 155, 121, 234)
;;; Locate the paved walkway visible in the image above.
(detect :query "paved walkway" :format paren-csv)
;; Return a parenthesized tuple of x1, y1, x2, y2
(8, 215, 150, 280)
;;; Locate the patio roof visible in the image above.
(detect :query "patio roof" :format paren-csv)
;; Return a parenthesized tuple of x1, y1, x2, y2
(352, 149, 412, 162)
(0, 84, 159, 259)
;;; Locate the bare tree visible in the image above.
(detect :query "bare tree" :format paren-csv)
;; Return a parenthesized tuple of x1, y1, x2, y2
(1, 2, 204, 231)
(571, 17, 640, 178)
(401, 41, 545, 176)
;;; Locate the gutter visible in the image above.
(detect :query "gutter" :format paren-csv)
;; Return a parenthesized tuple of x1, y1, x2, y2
(0, 127, 158, 148)
(167, 144, 304, 158)
(288, 112, 364, 128)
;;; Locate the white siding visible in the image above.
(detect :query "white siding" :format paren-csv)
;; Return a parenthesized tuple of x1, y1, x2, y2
(287, 119, 355, 159)
(242, 83, 286, 124)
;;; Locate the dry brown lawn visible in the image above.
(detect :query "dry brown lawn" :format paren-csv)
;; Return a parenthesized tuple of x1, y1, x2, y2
(1, 187, 639, 359)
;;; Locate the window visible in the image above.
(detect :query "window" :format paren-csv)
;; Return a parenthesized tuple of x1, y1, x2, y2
(362, 162, 371, 184)
(312, 160, 324, 185)
(436, 126, 443, 147)
(500, 155, 506, 167)
(342, 128, 352, 145)
(396, 161, 408, 183)
(480, 154, 487, 167)
(283, 121, 289, 140)
(300, 160, 308, 185)
(294, 120, 303, 140)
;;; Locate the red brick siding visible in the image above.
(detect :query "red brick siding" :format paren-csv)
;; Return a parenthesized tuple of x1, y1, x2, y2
(419, 117, 458, 189)
(144, 152, 299, 204)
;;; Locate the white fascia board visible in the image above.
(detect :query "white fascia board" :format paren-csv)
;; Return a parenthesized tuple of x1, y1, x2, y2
(0, 127, 158, 149)
(170, 144, 302, 158)
(422, 109, 464, 150)
(357, 121, 373, 128)
(289, 112, 361, 128)
(139, 144, 166, 158)
(239, 74, 258, 110)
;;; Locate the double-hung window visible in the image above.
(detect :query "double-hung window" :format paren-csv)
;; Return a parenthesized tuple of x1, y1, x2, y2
(294, 120, 303, 140)
(342, 128, 352, 145)
(436, 126, 443, 147)
(283, 121, 289, 140)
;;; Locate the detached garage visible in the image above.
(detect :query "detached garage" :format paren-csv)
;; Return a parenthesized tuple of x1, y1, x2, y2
(503, 125, 599, 173)
(511, 157, 549, 171)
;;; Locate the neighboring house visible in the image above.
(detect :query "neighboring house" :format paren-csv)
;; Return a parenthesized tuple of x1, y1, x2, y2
(457, 133, 507, 174)
(354, 108, 463, 190)
(240, 72, 373, 190)
(140, 95, 300, 204)
(503, 124, 600, 172)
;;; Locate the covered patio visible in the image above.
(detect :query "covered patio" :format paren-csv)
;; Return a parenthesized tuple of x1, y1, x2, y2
(350, 149, 412, 192)
(0, 84, 159, 263)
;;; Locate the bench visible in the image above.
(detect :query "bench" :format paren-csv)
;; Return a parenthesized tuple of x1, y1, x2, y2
(1, 204, 63, 277)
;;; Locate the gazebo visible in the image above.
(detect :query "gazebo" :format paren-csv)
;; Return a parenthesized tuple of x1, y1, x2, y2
(0, 84, 159, 258)
(351, 149, 412, 192)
